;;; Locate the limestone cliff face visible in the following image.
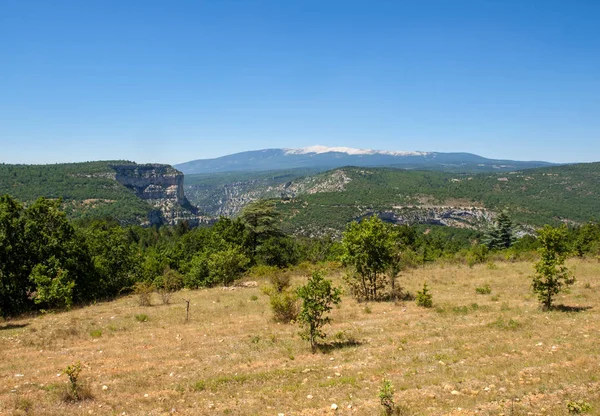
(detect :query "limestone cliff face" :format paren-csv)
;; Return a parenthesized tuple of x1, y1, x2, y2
(110, 164, 211, 226)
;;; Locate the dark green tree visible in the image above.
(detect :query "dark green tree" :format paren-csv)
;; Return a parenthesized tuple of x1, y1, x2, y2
(297, 271, 342, 352)
(0, 195, 28, 316)
(239, 200, 281, 258)
(485, 211, 516, 250)
(256, 236, 299, 268)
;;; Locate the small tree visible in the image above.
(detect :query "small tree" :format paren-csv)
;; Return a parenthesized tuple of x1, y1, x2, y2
(297, 271, 341, 352)
(416, 282, 433, 308)
(379, 379, 396, 415)
(532, 225, 575, 310)
(341, 216, 395, 301)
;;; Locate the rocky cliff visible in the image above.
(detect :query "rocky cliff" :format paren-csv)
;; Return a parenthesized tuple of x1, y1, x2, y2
(110, 164, 211, 226)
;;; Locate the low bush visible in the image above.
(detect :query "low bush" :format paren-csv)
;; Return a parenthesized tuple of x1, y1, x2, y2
(475, 284, 492, 294)
(133, 281, 153, 306)
(416, 283, 433, 308)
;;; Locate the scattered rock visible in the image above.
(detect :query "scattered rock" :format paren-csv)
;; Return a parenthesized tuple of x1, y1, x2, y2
(331, 403, 338, 410)
(451, 390, 460, 396)
(102, 385, 108, 391)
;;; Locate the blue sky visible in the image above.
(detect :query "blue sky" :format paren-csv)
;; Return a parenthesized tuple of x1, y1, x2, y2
(1, 0, 599, 164)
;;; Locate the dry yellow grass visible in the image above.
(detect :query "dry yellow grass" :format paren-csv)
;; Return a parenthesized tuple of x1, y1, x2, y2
(1, 259, 599, 416)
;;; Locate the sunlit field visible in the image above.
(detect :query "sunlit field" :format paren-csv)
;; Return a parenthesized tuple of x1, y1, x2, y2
(2, 259, 599, 416)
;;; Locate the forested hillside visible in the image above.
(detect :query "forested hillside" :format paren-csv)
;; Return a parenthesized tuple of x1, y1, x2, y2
(0, 161, 194, 225)
(273, 162, 600, 234)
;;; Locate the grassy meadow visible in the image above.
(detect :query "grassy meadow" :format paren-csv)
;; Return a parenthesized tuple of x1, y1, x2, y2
(1, 259, 599, 416)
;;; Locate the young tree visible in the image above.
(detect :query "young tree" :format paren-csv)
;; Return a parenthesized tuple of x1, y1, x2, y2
(297, 271, 342, 353)
(532, 225, 575, 310)
(341, 216, 395, 301)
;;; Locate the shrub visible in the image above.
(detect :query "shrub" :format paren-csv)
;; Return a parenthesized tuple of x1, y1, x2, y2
(268, 272, 292, 293)
(263, 287, 299, 323)
(379, 379, 396, 415)
(247, 264, 279, 278)
(133, 281, 153, 306)
(475, 284, 491, 295)
(154, 267, 183, 305)
(61, 361, 93, 402)
(416, 283, 432, 308)
(567, 400, 592, 414)
(466, 244, 489, 268)
(89, 329, 102, 338)
(297, 271, 342, 352)
(135, 313, 148, 322)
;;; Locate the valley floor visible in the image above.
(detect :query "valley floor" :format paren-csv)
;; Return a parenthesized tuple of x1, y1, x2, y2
(1, 259, 599, 416)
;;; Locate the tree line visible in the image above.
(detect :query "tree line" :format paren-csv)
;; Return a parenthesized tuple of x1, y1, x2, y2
(2, 194, 599, 317)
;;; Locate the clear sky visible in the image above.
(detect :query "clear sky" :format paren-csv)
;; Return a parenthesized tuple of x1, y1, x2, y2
(1, 0, 599, 165)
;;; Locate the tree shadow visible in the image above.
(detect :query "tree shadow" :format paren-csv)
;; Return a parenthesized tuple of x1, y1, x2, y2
(0, 323, 29, 331)
(316, 339, 363, 353)
(551, 304, 592, 313)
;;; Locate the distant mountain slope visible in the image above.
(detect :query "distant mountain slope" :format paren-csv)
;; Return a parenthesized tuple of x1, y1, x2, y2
(175, 146, 554, 174)
(272, 162, 600, 235)
(0, 161, 205, 225)
(183, 162, 599, 235)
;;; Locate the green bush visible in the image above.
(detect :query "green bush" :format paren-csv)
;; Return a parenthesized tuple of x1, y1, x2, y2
(133, 281, 153, 306)
(135, 313, 148, 322)
(567, 400, 592, 414)
(154, 267, 183, 304)
(416, 283, 433, 308)
(263, 287, 299, 323)
(475, 284, 491, 294)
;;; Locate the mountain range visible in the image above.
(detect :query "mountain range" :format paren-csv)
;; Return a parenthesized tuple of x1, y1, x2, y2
(175, 146, 555, 175)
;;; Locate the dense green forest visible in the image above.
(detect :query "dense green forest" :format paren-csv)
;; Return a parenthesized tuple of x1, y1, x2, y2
(0, 161, 153, 223)
(274, 162, 600, 233)
(2, 194, 599, 318)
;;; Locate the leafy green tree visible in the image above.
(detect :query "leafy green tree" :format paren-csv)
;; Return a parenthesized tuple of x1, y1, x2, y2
(0, 195, 29, 316)
(80, 220, 141, 299)
(256, 236, 299, 268)
(296, 271, 342, 352)
(532, 225, 575, 310)
(341, 216, 395, 301)
(208, 246, 250, 286)
(572, 221, 600, 257)
(185, 251, 211, 288)
(29, 259, 75, 309)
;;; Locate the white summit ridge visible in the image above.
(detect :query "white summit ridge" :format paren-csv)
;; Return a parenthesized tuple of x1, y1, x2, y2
(284, 145, 430, 157)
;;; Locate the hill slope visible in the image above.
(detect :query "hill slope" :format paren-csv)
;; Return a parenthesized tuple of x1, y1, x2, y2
(176, 146, 554, 174)
(273, 162, 600, 234)
(0, 161, 204, 225)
